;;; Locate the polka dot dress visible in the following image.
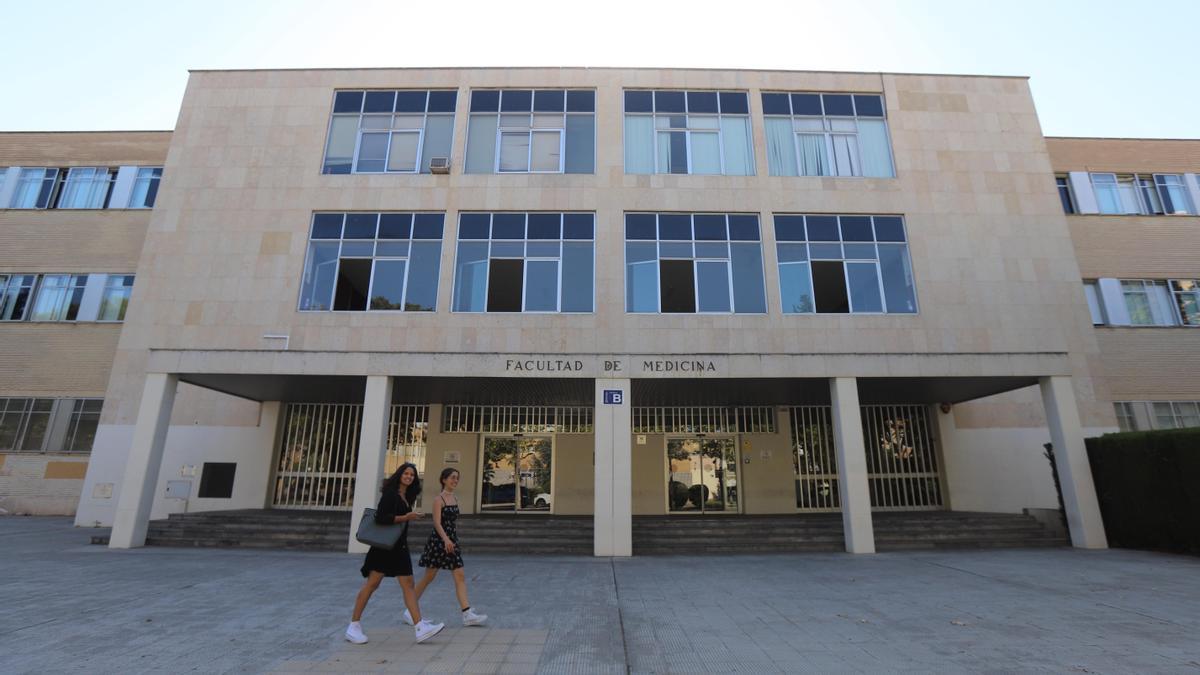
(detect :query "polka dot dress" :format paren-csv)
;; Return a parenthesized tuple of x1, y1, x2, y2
(418, 499, 464, 570)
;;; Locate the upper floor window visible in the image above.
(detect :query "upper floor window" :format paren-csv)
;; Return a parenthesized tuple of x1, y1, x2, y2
(452, 212, 595, 312)
(9, 168, 59, 208)
(322, 90, 457, 175)
(30, 275, 87, 321)
(1170, 280, 1200, 325)
(1056, 175, 1075, 214)
(299, 212, 444, 312)
(129, 168, 162, 208)
(1090, 173, 1195, 215)
(773, 214, 916, 314)
(58, 167, 115, 209)
(624, 213, 765, 313)
(624, 91, 753, 176)
(0, 274, 37, 321)
(761, 92, 894, 178)
(98, 275, 134, 321)
(1121, 279, 1178, 326)
(464, 90, 595, 174)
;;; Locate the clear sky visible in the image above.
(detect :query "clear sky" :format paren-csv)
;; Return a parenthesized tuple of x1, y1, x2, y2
(1, 0, 1196, 138)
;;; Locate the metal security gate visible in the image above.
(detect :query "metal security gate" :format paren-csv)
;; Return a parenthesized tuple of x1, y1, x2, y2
(272, 403, 428, 510)
(790, 404, 943, 512)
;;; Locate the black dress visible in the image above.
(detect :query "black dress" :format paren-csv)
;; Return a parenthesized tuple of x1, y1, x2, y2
(418, 498, 464, 570)
(360, 488, 414, 578)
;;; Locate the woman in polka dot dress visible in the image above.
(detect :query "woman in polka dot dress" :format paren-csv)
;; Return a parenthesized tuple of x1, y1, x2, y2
(404, 468, 488, 627)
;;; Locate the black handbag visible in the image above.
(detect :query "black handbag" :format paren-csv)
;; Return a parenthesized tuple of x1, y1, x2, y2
(355, 508, 405, 550)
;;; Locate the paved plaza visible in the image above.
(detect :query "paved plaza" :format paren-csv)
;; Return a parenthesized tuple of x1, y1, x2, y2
(1, 517, 1198, 674)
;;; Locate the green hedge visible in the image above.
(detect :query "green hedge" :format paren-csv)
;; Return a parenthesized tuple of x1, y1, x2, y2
(1085, 427, 1200, 555)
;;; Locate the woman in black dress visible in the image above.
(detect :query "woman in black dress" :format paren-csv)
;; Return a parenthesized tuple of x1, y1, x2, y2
(346, 463, 445, 644)
(408, 468, 487, 627)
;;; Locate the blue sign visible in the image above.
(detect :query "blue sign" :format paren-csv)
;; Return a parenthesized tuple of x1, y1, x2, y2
(602, 390, 624, 405)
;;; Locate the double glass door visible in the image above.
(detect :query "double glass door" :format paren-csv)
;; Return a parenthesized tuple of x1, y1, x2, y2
(479, 436, 553, 512)
(666, 437, 739, 513)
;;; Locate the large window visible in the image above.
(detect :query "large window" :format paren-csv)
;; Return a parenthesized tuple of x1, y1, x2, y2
(1121, 280, 1178, 326)
(0, 398, 54, 452)
(1170, 280, 1200, 326)
(129, 167, 162, 208)
(9, 168, 59, 208)
(65, 399, 102, 453)
(98, 275, 134, 321)
(58, 167, 115, 209)
(452, 212, 594, 313)
(464, 90, 595, 174)
(624, 91, 753, 176)
(322, 90, 457, 175)
(624, 213, 765, 314)
(762, 92, 894, 178)
(299, 212, 444, 312)
(1, 274, 37, 321)
(773, 214, 916, 314)
(1090, 173, 1196, 215)
(29, 275, 87, 321)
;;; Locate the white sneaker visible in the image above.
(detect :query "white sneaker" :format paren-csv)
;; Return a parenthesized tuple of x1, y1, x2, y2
(414, 619, 444, 643)
(462, 608, 488, 626)
(402, 608, 414, 626)
(344, 622, 368, 644)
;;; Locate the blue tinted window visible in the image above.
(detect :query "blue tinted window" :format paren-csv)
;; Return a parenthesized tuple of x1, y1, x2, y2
(728, 215, 760, 241)
(873, 216, 906, 242)
(840, 216, 873, 242)
(458, 214, 491, 239)
(693, 215, 727, 240)
(563, 213, 594, 239)
(658, 214, 692, 240)
(527, 213, 561, 239)
(363, 91, 395, 113)
(654, 90, 686, 113)
(625, 214, 657, 240)
(791, 93, 822, 115)
(333, 91, 363, 113)
(566, 90, 595, 112)
(773, 216, 804, 241)
(470, 90, 500, 112)
(718, 92, 749, 114)
(427, 90, 457, 113)
(394, 91, 427, 113)
(534, 90, 565, 112)
(823, 94, 853, 116)
(853, 95, 884, 117)
(624, 90, 653, 113)
(500, 90, 532, 112)
(312, 213, 344, 238)
(492, 213, 526, 239)
(378, 214, 412, 239)
(761, 93, 791, 115)
(345, 213, 378, 239)
(806, 216, 839, 241)
(412, 213, 444, 239)
(687, 91, 718, 113)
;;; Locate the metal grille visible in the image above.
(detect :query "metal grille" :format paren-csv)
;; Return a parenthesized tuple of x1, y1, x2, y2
(441, 405, 593, 434)
(273, 403, 362, 510)
(789, 404, 942, 512)
(384, 405, 430, 477)
(633, 407, 776, 434)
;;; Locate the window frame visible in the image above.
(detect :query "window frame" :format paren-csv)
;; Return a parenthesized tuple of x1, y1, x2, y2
(1056, 175, 1076, 214)
(1120, 279, 1177, 326)
(0, 274, 38, 321)
(64, 398, 103, 453)
(128, 167, 163, 209)
(0, 397, 55, 453)
(760, 92, 894, 178)
(622, 90, 755, 176)
(57, 167, 116, 209)
(1168, 279, 1200, 326)
(28, 274, 88, 322)
(9, 168, 61, 209)
(464, 89, 596, 176)
(322, 90, 457, 175)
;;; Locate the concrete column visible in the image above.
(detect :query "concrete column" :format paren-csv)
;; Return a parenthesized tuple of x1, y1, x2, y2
(829, 377, 875, 554)
(348, 376, 393, 554)
(1039, 376, 1108, 549)
(109, 373, 178, 549)
(594, 378, 632, 557)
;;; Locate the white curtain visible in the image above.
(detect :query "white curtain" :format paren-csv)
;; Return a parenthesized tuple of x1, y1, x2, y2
(720, 117, 753, 175)
(764, 118, 797, 176)
(857, 119, 894, 178)
(624, 115, 655, 174)
(498, 132, 530, 172)
(831, 135, 859, 176)
(690, 132, 721, 174)
(796, 134, 829, 176)
(464, 115, 498, 174)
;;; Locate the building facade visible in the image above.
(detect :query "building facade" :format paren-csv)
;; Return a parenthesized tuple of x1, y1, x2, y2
(9, 67, 1192, 555)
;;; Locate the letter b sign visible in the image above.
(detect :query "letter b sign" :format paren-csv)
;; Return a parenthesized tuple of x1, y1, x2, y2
(602, 390, 624, 405)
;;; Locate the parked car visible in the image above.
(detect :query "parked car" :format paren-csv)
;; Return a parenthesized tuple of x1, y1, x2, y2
(533, 493, 551, 508)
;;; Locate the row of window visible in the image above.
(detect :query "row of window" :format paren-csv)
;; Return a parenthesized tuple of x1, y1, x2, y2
(299, 212, 917, 316)
(1114, 401, 1200, 432)
(1057, 172, 1198, 216)
(0, 274, 133, 323)
(1084, 278, 1199, 327)
(322, 89, 895, 179)
(1, 166, 161, 210)
(0, 397, 101, 454)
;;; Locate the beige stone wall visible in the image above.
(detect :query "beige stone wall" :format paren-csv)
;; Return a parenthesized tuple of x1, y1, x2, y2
(102, 68, 1103, 431)
(552, 434, 594, 515)
(0, 453, 90, 515)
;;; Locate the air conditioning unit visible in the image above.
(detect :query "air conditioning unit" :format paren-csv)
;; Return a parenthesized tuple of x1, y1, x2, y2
(429, 157, 451, 174)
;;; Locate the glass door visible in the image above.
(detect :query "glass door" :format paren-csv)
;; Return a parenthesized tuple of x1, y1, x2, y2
(479, 435, 553, 513)
(666, 436, 739, 513)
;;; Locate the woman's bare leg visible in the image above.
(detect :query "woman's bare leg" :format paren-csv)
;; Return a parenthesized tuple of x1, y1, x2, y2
(451, 568, 470, 610)
(397, 576, 422, 623)
(351, 572, 384, 621)
(413, 567, 439, 600)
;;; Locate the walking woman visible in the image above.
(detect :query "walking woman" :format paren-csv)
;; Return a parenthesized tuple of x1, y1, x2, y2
(346, 462, 445, 645)
(404, 468, 487, 627)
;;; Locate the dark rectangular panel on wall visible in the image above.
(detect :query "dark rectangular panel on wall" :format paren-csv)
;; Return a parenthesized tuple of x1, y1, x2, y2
(198, 462, 237, 499)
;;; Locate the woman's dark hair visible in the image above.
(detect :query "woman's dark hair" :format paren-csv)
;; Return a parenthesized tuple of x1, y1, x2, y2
(381, 462, 422, 503)
(438, 467, 460, 488)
